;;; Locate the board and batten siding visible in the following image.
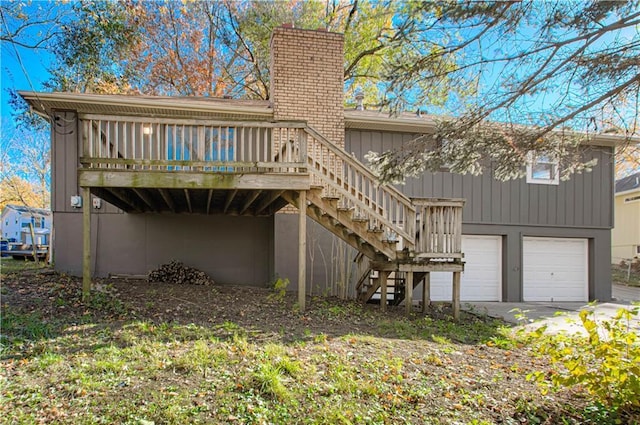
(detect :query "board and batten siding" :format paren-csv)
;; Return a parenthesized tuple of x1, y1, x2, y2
(346, 129, 614, 229)
(52, 110, 121, 215)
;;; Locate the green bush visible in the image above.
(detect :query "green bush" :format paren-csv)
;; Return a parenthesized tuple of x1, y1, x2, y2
(523, 305, 640, 418)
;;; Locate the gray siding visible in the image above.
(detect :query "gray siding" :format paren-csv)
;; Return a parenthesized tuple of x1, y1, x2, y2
(274, 214, 358, 297)
(346, 129, 614, 301)
(52, 212, 274, 284)
(52, 111, 120, 215)
(346, 130, 615, 229)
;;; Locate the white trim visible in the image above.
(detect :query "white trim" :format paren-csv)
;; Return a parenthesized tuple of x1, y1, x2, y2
(616, 188, 640, 197)
(526, 152, 559, 185)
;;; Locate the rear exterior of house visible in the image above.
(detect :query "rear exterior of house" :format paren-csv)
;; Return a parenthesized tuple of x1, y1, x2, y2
(22, 26, 619, 304)
(343, 125, 615, 302)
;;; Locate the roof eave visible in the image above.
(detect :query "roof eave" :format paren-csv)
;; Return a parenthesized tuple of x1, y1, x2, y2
(615, 187, 640, 196)
(18, 91, 274, 119)
(344, 110, 437, 133)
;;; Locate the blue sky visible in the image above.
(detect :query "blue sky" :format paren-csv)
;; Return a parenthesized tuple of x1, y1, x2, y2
(2, 38, 52, 123)
(1, 1, 72, 128)
(2, 2, 638, 138)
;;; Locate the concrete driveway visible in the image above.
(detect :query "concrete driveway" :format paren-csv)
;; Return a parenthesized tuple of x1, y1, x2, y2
(463, 284, 639, 335)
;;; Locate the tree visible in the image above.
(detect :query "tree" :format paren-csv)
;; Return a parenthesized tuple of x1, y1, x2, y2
(3, 1, 638, 183)
(0, 1, 70, 50)
(369, 0, 640, 183)
(121, 0, 461, 105)
(45, 0, 141, 94)
(0, 118, 50, 211)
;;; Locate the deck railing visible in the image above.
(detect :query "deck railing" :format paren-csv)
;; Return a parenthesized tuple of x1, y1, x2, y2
(80, 115, 464, 258)
(413, 198, 465, 259)
(80, 115, 307, 173)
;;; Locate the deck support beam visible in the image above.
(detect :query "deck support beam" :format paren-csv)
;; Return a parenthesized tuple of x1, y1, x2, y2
(223, 190, 238, 214)
(422, 272, 431, 312)
(184, 189, 192, 213)
(255, 190, 284, 215)
(82, 187, 91, 302)
(452, 271, 461, 320)
(206, 189, 214, 214)
(133, 188, 157, 212)
(159, 189, 176, 212)
(240, 190, 262, 215)
(298, 190, 307, 312)
(380, 271, 389, 312)
(405, 271, 414, 315)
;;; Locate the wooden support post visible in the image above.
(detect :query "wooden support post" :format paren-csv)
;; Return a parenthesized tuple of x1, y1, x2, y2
(422, 272, 431, 312)
(298, 190, 307, 312)
(380, 271, 388, 312)
(452, 271, 461, 320)
(405, 271, 414, 315)
(82, 187, 91, 302)
(28, 222, 38, 265)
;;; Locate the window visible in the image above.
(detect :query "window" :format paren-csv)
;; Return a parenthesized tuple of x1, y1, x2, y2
(526, 152, 559, 185)
(636, 245, 640, 256)
(624, 195, 640, 203)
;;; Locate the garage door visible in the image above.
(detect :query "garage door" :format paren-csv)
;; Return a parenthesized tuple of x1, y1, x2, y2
(429, 235, 502, 301)
(523, 237, 588, 302)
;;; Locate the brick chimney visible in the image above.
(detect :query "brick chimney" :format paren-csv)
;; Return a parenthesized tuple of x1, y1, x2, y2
(270, 26, 345, 149)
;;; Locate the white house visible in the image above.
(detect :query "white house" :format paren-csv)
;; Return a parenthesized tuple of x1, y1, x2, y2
(612, 172, 640, 263)
(1, 204, 52, 245)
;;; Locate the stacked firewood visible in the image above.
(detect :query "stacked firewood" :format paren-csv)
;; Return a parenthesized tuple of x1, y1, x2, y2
(148, 260, 215, 285)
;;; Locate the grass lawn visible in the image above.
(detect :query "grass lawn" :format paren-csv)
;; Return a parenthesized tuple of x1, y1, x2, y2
(612, 261, 640, 287)
(1, 261, 637, 424)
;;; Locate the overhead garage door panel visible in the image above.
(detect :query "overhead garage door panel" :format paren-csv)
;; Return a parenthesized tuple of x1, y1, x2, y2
(430, 235, 502, 301)
(523, 237, 588, 302)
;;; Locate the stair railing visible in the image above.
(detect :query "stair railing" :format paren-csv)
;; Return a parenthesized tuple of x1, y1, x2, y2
(412, 198, 465, 259)
(303, 126, 416, 251)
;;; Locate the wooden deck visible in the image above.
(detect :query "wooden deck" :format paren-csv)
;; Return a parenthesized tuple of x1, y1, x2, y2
(79, 115, 466, 316)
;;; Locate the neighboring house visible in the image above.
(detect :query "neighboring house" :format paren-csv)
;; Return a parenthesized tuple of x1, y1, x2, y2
(1, 204, 52, 245)
(20, 26, 626, 305)
(612, 171, 640, 263)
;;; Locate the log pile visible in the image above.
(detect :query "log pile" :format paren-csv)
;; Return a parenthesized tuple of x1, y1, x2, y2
(148, 260, 215, 285)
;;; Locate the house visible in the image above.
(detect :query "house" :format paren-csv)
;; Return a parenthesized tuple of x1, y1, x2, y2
(612, 171, 640, 263)
(20, 26, 625, 308)
(1, 204, 52, 245)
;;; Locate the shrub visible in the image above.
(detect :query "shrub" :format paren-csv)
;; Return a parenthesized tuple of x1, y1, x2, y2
(523, 305, 640, 418)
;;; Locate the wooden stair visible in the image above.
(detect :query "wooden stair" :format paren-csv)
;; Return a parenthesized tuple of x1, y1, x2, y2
(283, 126, 465, 315)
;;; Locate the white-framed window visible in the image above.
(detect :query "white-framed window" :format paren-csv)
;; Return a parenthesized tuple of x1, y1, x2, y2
(526, 152, 559, 185)
(624, 195, 640, 203)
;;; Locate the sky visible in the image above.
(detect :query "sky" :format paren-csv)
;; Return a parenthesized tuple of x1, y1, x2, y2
(1, 1, 638, 178)
(1, 34, 52, 124)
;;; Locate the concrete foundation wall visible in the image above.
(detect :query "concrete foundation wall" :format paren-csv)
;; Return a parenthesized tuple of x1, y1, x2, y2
(52, 212, 274, 285)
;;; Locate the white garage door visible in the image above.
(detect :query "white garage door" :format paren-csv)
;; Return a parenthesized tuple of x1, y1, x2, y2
(523, 237, 588, 302)
(430, 235, 502, 301)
